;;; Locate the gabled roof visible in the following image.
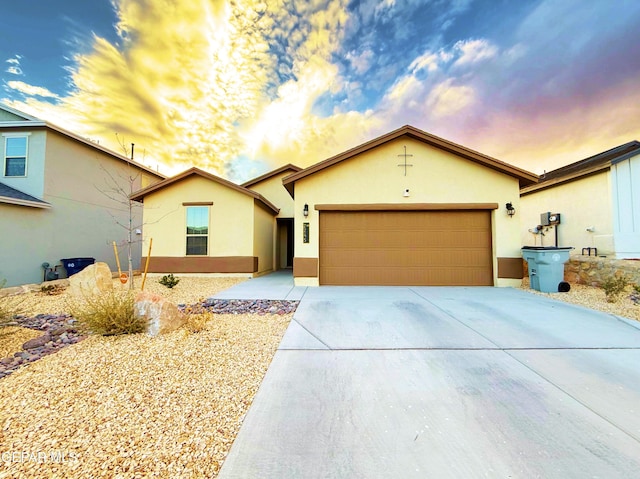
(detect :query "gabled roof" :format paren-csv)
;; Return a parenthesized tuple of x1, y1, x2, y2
(241, 163, 302, 188)
(521, 140, 640, 195)
(282, 125, 539, 196)
(0, 181, 51, 208)
(0, 104, 166, 181)
(0, 104, 40, 121)
(130, 167, 280, 215)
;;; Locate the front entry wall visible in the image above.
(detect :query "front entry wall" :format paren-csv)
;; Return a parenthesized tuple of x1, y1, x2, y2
(319, 210, 493, 286)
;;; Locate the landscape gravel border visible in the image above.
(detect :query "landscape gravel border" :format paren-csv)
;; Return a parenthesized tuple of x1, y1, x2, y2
(0, 276, 295, 478)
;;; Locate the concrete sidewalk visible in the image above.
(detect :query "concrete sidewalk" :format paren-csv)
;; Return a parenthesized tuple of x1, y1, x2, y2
(211, 269, 307, 300)
(218, 285, 640, 478)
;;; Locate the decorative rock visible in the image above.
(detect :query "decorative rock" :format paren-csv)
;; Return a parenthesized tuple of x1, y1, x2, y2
(134, 292, 187, 336)
(39, 278, 70, 289)
(69, 262, 114, 299)
(50, 326, 73, 337)
(23, 334, 52, 350)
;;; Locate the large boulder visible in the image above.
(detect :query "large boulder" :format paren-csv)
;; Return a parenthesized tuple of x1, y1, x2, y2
(69, 262, 113, 299)
(134, 291, 186, 336)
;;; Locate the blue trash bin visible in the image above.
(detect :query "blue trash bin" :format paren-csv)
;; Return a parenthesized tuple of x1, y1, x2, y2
(521, 247, 572, 293)
(61, 257, 95, 277)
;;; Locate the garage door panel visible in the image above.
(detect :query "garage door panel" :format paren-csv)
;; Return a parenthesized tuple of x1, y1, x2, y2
(319, 210, 493, 286)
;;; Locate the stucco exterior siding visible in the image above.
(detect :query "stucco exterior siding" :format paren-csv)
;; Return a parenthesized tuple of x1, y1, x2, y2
(1, 130, 160, 286)
(292, 137, 522, 287)
(246, 173, 295, 218)
(43, 131, 147, 277)
(0, 203, 51, 285)
(141, 175, 254, 259)
(1, 106, 165, 287)
(253, 201, 275, 274)
(520, 172, 613, 254)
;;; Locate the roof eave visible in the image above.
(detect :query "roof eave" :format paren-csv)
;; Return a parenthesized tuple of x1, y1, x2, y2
(241, 163, 302, 188)
(130, 167, 280, 214)
(521, 164, 610, 195)
(1, 120, 166, 181)
(0, 196, 51, 208)
(282, 125, 539, 192)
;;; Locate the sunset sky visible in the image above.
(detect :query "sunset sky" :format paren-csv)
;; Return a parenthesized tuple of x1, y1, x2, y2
(2, 0, 639, 182)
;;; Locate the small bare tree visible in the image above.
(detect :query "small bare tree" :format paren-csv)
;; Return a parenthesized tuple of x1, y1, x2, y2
(98, 162, 143, 290)
(97, 135, 173, 290)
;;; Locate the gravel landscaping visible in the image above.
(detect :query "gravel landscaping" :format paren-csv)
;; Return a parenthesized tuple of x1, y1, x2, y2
(1, 274, 638, 478)
(520, 278, 640, 322)
(0, 275, 294, 478)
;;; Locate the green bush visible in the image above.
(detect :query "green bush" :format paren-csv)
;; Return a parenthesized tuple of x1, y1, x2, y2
(601, 275, 630, 303)
(0, 279, 25, 328)
(159, 273, 180, 289)
(70, 289, 147, 336)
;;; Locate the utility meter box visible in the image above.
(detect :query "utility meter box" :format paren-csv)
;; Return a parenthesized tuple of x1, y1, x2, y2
(540, 212, 561, 226)
(522, 246, 572, 293)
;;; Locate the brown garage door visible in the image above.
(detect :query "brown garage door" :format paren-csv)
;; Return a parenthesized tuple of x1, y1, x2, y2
(319, 210, 493, 286)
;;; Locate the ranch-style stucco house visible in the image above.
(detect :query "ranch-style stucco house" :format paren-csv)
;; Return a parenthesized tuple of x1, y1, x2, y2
(130, 166, 291, 276)
(0, 104, 165, 287)
(284, 125, 538, 287)
(132, 125, 539, 287)
(520, 141, 640, 259)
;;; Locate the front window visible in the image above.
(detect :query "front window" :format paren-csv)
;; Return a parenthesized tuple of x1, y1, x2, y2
(186, 206, 209, 255)
(4, 136, 28, 177)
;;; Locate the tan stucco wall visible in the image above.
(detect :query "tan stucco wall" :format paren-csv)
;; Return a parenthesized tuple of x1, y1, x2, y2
(246, 171, 295, 218)
(253, 203, 275, 274)
(293, 137, 522, 286)
(520, 172, 613, 255)
(0, 203, 50, 286)
(141, 175, 255, 258)
(0, 129, 162, 286)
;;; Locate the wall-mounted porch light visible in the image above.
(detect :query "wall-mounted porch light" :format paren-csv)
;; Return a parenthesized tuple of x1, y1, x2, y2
(303, 203, 309, 217)
(506, 202, 516, 217)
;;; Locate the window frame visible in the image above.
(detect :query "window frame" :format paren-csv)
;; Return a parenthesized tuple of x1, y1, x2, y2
(185, 205, 210, 256)
(2, 133, 30, 178)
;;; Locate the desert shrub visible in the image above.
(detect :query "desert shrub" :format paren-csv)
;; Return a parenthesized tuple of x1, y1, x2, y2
(159, 273, 180, 289)
(70, 289, 147, 336)
(0, 279, 25, 328)
(183, 313, 212, 333)
(601, 275, 630, 303)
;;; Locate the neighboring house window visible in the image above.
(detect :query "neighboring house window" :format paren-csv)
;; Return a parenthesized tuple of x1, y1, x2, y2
(186, 206, 209, 255)
(3, 135, 28, 177)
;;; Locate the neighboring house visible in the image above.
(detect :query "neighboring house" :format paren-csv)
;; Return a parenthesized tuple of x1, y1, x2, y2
(520, 141, 640, 259)
(282, 125, 538, 287)
(0, 105, 165, 287)
(241, 164, 301, 270)
(130, 167, 280, 276)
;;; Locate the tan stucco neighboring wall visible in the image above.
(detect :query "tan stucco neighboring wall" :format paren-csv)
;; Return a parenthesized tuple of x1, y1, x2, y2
(520, 172, 613, 254)
(253, 202, 275, 274)
(1, 129, 163, 286)
(141, 175, 254, 258)
(44, 131, 150, 275)
(246, 172, 295, 218)
(293, 137, 522, 286)
(0, 203, 50, 286)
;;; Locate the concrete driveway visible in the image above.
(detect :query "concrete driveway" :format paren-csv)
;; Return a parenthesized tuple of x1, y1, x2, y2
(217, 278, 640, 478)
